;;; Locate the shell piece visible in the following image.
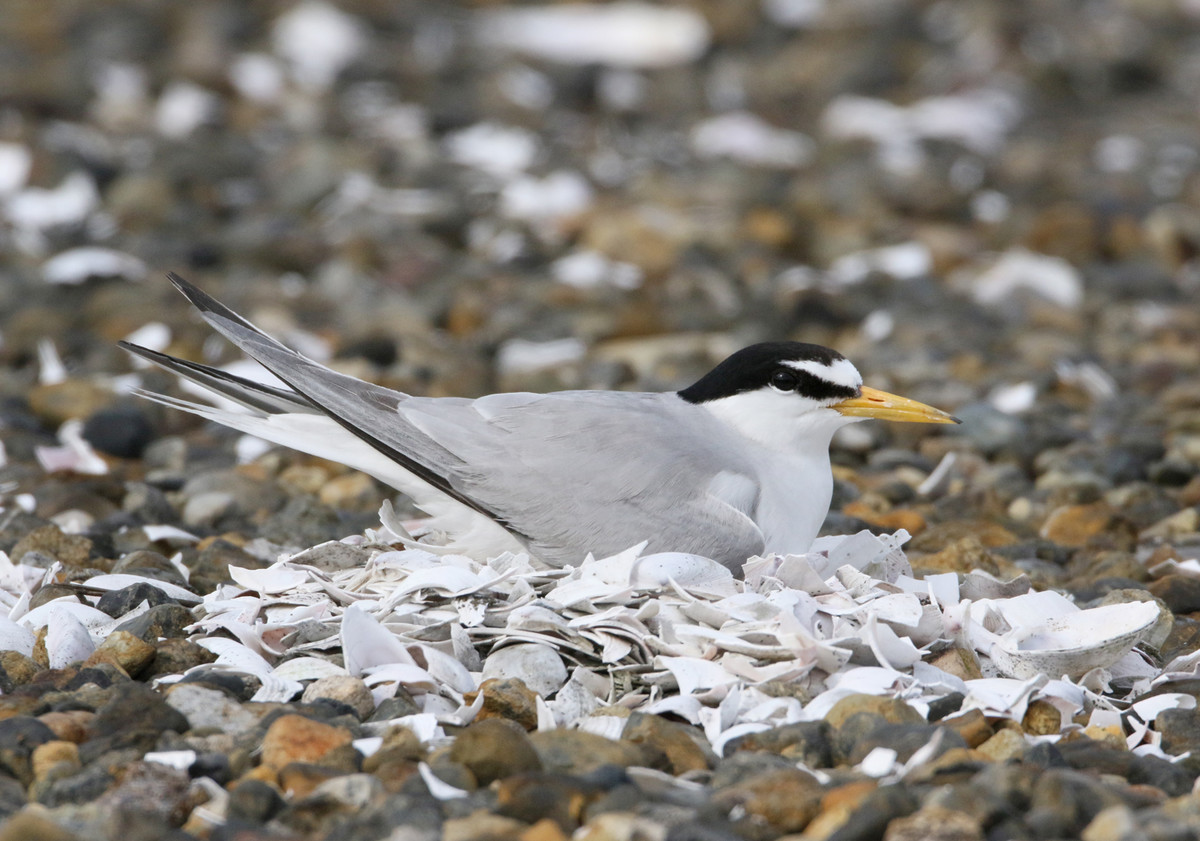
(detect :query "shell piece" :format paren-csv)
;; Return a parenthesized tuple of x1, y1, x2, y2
(412, 644, 477, 694)
(143, 750, 198, 771)
(53, 516, 1184, 760)
(482, 643, 568, 696)
(272, 656, 348, 682)
(21, 598, 118, 636)
(141, 525, 200, 544)
(657, 655, 741, 695)
(476, 4, 711, 69)
(45, 606, 96, 668)
(227, 564, 310, 596)
(419, 762, 470, 800)
(341, 604, 416, 676)
(629, 553, 735, 594)
(988, 601, 1159, 680)
(0, 616, 37, 657)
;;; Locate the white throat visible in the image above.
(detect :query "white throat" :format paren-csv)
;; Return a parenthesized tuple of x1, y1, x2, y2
(698, 389, 857, 453)
(697, 390, 858, 554)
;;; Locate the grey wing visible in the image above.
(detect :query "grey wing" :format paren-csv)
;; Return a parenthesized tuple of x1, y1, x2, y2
(162, 273, 523, 535)
(398, 391, 767, 567)
(161, 274, 763, 566)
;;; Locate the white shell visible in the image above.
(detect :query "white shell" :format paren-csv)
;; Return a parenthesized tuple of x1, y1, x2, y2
(45, 606, 96, 669)
(0, 617, 36, 657)
(482, 643, 568, 696)
(990, 601, 1159, 680)
(629, 552, 735, 593)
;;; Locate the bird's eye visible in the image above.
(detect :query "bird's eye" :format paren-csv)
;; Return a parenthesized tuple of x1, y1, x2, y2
(770, 370, 798, 391)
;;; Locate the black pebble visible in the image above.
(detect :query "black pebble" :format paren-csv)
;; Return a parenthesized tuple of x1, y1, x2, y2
(226, 778, 286, 824)
(928, 691, 966, 721)
(82, 405, 156, 458)
(96, 581, 181, 618)
(190, 752, 233, 785)
(339, 334, 399, 367)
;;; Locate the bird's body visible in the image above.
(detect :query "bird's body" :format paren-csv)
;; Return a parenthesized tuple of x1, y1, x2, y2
(124, 275, 958, 571)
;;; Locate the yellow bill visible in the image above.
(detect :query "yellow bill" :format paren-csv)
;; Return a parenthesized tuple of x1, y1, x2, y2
(834, 386, 961, 424)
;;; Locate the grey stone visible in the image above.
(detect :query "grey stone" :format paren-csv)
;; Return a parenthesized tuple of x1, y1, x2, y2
(166, 684, 259, 734)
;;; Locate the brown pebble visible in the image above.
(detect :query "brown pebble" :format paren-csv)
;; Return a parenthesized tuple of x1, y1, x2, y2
(278, 761, 347, 800)
(908, 520, 1020, 551)
(520, 818, 570, 841)
(31, 627, 49, 669)
(802, 779, 878, 839)
(362, 753, 420, 792)
(144, 638, 217, 678)
(449, 718, 543, 785)
(711, 767, 824, 834)
(939, 709, 993, 748)
(84, 630, 155, 677)
(361, 723, 426, 790)
(28, 379, 114, 426)
(260, 714, 354, 772)
(10, 524, 93, 567)
(1040, 502, 1119, 546)
(1148, 575, 1200, 615)
(1022, 700, 1063, 736)
(529, 729, 650, 776)
(443, 813, 529, 841)
(0, 809, 80, 841)
(1179, 476, 1200, 507)
(0, 651, 40, 687)
(36, 710, 95, 743)
(912, 536, 1018, 578)
(825, 694, 923, 729)
(1082, 723, 1126, 748)
(929, 647, 983, 681)
(976, 728, 1027, 762)
(238, 764, 281, 788)
(30, 740, 81, 780)
(319, 472, 378, 509)
(622, 713, 714, 774)
(842, 501, 928, 535)
(742, 207, 793, 248)
(466, 677, 540, 731)
(495, 773, 591, 830)
(883, 804, 984, 841)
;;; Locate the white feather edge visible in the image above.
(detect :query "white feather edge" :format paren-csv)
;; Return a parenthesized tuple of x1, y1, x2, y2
(133, 388, 525, 560)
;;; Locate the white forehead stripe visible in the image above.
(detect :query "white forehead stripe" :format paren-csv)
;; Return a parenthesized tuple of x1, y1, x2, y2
(780, 358, 862, 389)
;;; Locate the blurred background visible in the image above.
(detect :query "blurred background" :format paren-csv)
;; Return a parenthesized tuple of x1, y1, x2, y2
(1, 0, 1198, 561)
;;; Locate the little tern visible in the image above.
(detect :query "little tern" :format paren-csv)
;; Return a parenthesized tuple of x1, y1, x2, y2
(122, 273, 959, 571)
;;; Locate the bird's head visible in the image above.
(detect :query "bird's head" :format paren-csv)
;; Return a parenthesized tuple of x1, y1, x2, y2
(677, 342, 959, 451)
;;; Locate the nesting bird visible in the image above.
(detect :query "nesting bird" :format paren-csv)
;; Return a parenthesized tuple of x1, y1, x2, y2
(123, 274, 958, 570)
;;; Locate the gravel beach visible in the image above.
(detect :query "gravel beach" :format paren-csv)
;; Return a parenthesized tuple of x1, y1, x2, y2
(2, 2, 1199, 840)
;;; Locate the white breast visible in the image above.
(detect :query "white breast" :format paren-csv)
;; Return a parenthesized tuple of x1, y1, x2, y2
(751, 447, 834, 554)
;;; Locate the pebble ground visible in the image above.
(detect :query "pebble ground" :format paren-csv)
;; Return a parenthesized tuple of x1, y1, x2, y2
(2, 2, 1199, 840)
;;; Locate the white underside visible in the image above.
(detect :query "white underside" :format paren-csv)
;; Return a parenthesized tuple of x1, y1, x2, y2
(143, 393, 526, 559)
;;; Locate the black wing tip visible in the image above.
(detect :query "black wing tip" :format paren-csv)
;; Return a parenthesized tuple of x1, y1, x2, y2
(166, 271, 219, 314)
(118, 339, 157, 358)
(165, 271, 262, 335)
(118, 340, 183, 371)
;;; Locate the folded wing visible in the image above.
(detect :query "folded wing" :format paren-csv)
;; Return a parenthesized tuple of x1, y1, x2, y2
(126, 274, 767, 567)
